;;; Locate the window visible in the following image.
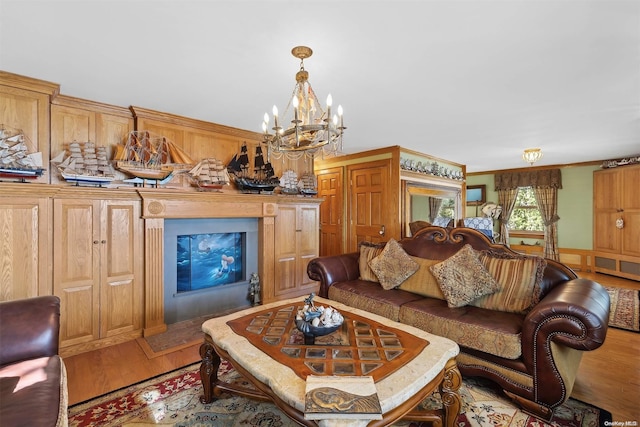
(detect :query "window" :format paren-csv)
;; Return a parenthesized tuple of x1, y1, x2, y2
(508, 187, 544, 233)
(438, 198, 456, 220)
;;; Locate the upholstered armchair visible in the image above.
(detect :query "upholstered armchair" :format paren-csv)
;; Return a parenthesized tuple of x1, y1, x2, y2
(0, 296, 68, 427)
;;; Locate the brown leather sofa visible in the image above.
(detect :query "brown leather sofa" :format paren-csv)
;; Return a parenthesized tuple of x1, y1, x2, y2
(0, 295, 68, 427)
(307, 226, 610, 420)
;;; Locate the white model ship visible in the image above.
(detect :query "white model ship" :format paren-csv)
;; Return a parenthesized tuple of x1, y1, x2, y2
(279, 169, 299, 195)
(52, 141, 116, 186)
(188, 158, 230, 191)
(0, 126, 45, 181)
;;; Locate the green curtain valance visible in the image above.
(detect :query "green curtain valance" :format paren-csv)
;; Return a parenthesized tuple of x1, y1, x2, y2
(494, 169, 562, 190)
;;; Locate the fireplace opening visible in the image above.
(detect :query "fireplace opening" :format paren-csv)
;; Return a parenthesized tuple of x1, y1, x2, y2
(164, 218, 258, 324)
(177, 232, 245, 293)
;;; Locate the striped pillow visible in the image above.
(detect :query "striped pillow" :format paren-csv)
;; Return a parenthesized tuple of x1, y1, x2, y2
(358, 241, 385, 282)
(471, 251, 547, 314)
(398, 257, 445, 300)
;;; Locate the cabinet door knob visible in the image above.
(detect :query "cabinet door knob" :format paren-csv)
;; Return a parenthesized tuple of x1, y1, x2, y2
(101, 240, 107, 244)
(93, 240, 99, 244)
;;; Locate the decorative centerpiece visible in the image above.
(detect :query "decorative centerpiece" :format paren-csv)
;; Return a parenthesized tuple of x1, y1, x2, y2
(295, 293, 344, 345)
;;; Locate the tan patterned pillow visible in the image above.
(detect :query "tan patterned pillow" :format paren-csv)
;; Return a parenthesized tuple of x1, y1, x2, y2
(429, 244, 500, 308)
(471, 251, 547, 314)
(398, 257, 445, 300)
(369, 238, 420, 290)
(358, 241, 385, 282)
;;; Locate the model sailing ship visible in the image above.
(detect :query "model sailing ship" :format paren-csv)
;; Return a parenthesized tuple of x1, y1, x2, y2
(0, 126, 45, 181)
(227, 143, 280, 193)
(51, 141, 116, 186)
(188, 157, 230, 191)
(298, 171, 318, 196)
(279, 169, 299, 194)
(114, 131, 194, 184)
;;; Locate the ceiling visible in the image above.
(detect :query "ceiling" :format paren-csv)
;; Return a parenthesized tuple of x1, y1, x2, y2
(1, 0, 639, 173)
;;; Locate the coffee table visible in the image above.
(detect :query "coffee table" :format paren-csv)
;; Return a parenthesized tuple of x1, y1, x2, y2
(200, 296, 461, 427)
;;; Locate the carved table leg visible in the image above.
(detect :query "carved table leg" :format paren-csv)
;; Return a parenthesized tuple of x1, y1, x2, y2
(199, 339, 221, 404)
(440, 358, 463, 427)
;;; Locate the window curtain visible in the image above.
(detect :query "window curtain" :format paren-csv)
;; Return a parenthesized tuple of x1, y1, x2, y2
(428, 197, 443, 223)
(533, 187, 560, 261)
(494, 169, 562, 258)
(496, 188, 519, 245)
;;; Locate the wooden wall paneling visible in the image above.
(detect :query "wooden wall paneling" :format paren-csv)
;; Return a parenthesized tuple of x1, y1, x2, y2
(0, 71, 60, 184)
(51, 95, 134, 185)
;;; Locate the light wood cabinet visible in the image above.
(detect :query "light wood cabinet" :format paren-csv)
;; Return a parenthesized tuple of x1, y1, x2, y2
(593, 164, 640, 280)
(53, 190, 143, 354)
(273, 202, 320, 300)
(0, 184, 57, 301)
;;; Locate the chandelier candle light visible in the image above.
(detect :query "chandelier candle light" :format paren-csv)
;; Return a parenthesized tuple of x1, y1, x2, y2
(261, 46, 345, 161)
(523, 148, 543, 165)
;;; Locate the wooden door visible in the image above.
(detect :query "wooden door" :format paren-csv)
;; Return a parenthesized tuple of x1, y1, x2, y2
(593, 169, 621, 254)
(99, 199, 142, 338)
(317, 167, 344, 256)
(347, 160, 393, 252)
(54, 199, 101, 347)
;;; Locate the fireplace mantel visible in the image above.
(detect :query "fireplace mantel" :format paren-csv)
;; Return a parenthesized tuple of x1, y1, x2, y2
(137, 189, 322, 336)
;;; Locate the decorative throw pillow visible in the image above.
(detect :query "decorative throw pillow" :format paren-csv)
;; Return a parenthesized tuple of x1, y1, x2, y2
(369, 238, 420, 290)
(471, 251, 547, 314)
(398, 257, 445, 300)
(358, 241, 386, 282)
(429, 244, 500, 308)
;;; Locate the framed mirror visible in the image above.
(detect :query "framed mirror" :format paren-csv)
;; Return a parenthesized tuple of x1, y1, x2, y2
(402, 182, 462, 237)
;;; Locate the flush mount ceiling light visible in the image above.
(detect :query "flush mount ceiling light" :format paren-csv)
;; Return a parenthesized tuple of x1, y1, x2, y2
(261, 46, 345, 161)
(522, 148, 543, 166)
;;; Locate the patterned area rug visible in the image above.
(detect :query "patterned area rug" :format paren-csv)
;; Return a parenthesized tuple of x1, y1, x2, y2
(68, 362, 611, 427)
(605, 286, 640, 333)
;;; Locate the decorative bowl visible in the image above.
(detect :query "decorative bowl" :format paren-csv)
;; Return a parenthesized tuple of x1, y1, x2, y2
(295, 319, 343, 345)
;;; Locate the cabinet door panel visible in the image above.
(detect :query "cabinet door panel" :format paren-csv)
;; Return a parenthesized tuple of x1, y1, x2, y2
(622, 211, 640, 257)
(275, 206, 298, 296)
(101, 200, 141, 336)
(0, 199, 46, 300)
(593, 211, 620, 253)
(54, 200, 100, 346)
(297, 205, 319, 289)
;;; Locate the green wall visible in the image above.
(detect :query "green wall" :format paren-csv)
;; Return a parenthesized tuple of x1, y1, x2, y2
(466, 165, 601, 250)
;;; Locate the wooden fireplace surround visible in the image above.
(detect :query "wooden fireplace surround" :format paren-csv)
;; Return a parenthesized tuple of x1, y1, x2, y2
(138, 189, 321, 336)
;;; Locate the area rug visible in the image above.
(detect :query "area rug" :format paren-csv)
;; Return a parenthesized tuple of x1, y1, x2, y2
(68, 362, 611, 427)
(605, 286, 640, 333)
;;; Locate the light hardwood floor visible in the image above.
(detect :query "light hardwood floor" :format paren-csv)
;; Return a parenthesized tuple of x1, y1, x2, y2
(64, 272, 640, 422)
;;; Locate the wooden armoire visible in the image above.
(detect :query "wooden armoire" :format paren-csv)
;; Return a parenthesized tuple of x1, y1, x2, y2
(593, 163, 640, 280)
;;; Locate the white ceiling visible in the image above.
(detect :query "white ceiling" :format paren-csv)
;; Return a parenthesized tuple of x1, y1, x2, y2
(1, 0, 639, 173)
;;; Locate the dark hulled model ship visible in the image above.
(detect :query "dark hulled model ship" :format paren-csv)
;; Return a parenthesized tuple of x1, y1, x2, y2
(227, 143, 280, 193)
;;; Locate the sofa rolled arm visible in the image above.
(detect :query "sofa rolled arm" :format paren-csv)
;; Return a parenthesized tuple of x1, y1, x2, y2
(519, 278, 609, 409)
(307, 252, 360, 298)
(523, 278, 610, 357)
(0, 295, 61, 366)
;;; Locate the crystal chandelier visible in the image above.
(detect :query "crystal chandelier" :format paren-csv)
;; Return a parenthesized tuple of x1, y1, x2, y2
(261, 46, 345, 161)
(522, 148, 543, 165)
